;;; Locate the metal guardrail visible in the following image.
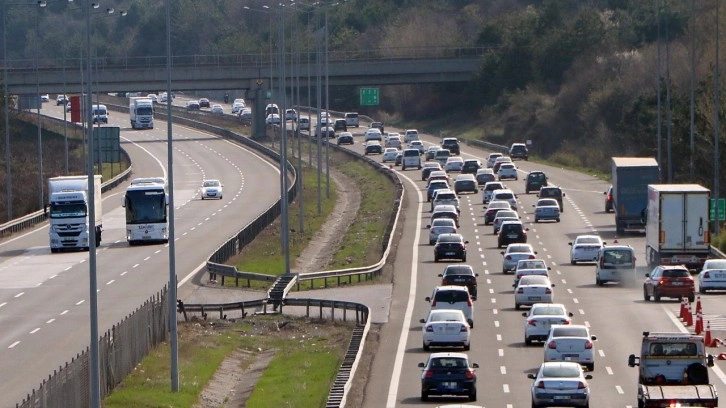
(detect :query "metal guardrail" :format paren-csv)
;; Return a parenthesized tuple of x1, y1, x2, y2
(464, 138, 510, 154)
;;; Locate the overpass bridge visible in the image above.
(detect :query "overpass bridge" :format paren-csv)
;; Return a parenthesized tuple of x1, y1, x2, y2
(2, 46, 485, 95)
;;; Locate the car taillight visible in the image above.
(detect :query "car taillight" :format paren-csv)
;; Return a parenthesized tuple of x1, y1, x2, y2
(442, 278, 450, 285)
(424, 370, 433, 379)
(460, 325, 469, 332)
(529, 255, 536, 259)
(506, 255, 512, 260)
(517, 288, 524, 294)
(431, 300, 437, 306)
(562, 319, 571, 325)
(537, 381, 546, 389)
(578, 381, 588, 389)
(607, 193, 612, 201)
(465, 370, 476, 379)
(471, 278, 477, 285)
(425, 326, 434, 332)
(517, 274, 523, 280)
(547, 341, 557, 349)
(585, 340, 593, 349)
(545, 288, 552, 294)
(467, 298, 472, 306)
(659, 279, 667, 285)
(527, 319, 537, 326)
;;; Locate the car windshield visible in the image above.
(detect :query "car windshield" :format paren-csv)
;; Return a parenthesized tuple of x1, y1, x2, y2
(533, 305, 566, 316)
(432, 219, 455, 227)
(542, 364, 581, 378)
(501, 223, 522, 232)
(540, 189, 561, 197)
(203, 180, 220, 187)
(489, 202, 510, 209)
(485, 184, 504, 191)
(434, 290, 469, 303)
(529, 173, 546, 181)
(495, 193, 514, 200)
(429, 311, 464, 322)
(437, 235, 462, 243)
(497, 211, 518, 219)
(552, 327, 588, 337)
(430, 357, 468, 369)
(538, 199, 559, 206)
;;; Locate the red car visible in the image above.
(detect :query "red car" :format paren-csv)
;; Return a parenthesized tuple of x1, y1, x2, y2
(643, 265, 695, 302)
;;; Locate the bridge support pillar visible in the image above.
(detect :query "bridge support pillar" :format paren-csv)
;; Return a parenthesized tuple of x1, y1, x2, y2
(246, 80, 268, 141)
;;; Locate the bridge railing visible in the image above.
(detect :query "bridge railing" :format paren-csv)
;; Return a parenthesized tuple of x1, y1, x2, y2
(4, 46, 489, 70)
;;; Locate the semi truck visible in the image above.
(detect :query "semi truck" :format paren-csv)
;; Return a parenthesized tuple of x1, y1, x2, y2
(628, 332, 718, 408)
(129, 97, 154, 129)
(47, 175, 103, 252)
(645, 184, 710, 270)
(611, 157, 660, 234)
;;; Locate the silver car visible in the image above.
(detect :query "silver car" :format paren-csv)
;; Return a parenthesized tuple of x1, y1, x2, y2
(543, 325, 597, 371)
(528, 362, 592, 408)
(501, 243, 538, 274)
(427, 218, 457, 245)
(493, 210, 519, 234)
(514, 275, 554, 310)
(698, 259, 726, 293)
(523, 303, 573, 346)
(420, 309, 471, 351)
(533, 198, 560, 222)
(569, 235, 605, 264)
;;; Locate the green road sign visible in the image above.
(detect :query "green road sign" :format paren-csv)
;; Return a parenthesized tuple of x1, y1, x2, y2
(360, 87, 379, 106)
(710, 198, 725, 221)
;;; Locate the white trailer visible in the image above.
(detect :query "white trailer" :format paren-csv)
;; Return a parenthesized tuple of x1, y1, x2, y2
(129, 97, 154, 129)
(645, 184, 710, 270)
(47, 175, 103, 252)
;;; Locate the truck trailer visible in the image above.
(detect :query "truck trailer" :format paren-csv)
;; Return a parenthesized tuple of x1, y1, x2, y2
(47, 175, 103, 252)
(645, 184, 710, 270)
(611, 157, 660, 234)
(129, 97, 154, 129)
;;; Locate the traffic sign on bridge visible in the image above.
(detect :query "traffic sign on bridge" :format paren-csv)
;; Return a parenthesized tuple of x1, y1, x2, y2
(710, 198, 725, 221)
(360, 87, 379, 106)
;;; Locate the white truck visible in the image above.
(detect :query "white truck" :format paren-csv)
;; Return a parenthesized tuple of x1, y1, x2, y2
(628, 331, 718, 408)
(47, 175, 103, 252)
(129, 97, 154, 129)
(645, 184, 710, 270)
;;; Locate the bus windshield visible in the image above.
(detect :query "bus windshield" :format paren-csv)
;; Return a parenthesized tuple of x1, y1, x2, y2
(125, 190, 167, 224)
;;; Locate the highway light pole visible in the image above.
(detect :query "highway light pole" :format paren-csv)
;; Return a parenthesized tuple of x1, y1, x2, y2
(278, 3, 290, 275)
(714, 0, 721, 235)
(35, 1, 46, 210)
(2, 1, 12, 220)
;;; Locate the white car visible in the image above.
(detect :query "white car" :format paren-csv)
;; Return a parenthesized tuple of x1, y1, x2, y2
(210, 104, 224, 114)
(420, 309, 471, 351)
(501, 243, 538, 273)
(492, 210, 519, 234)
(483, 200, 512, 225)
(231, 98, 246, 113)
(528, 362, 592, 408)
(569, 235, 605, 265)
(514, 275, 555, 310)
(475, 168, 495, 186)
(385, 135, 402, 149)
(543, 324, 597, 371)
(491, 188, 518, 210)
(382, 148, 399, 163)
(514, 259, 551, 287)
(425, 145, 442, 161)
(523, 303, 573, 346)
(297, 117, 310, 131)
(431, 189, 460, 213)
(425, 285, 474, 327)
(285, 108, 297, 121)
(486, 152, 503, 168)
(146, 94, 159, 103)
(498, 163, 518, 180)
(427, 218, 457, 245)
(201, 179, 223, 200)
(404, 129, 420, 143)
(40, 94, 50, 102)
(56, 94, 68, 105)
(482, 181, 506, 203)
(265, 113, 281, 125)
(409, 140, 425, 153)
(444, 157, 465, 172)
(698, 259, 726, 293)
(364, 128, 383, 142)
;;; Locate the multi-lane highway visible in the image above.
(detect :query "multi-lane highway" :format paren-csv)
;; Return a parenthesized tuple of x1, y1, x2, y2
(328, 128, 726, 407)
(0, 102, 281, 406)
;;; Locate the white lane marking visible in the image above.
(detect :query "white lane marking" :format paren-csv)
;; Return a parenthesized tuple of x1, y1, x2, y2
(498, 348, 504, 357)
(500, 366, 507, 375)
(29, 328, 40, 334)
(606, 366, 614, 375)
(503, 384, 510, 393)
(75, 300, 84, 306)
(579, 309, 585, 315)
(489, 288, 494, 294)
(46, 319, 55, 324)
(494, 321, 500, 328)
(0, 302, 6, 308)
(493, 309, 498, 315)
(616, 385, 624, 394)
(120, 271, 128, 276)
(60, 310, 68, 315)
(573, 298, 579, 304)
(14, 292, 24, 298)
(386, 172, 424, 408)
(155, 250, 162, 254)
(144, 257, 151, 261)
(585, 321, 590, 328)
(106, 280, 115, 285)
(598, 349, 605, 357)
(132, 264, 140, 269)
(497, 334, 502, 341)
(8, 341, 20, 349)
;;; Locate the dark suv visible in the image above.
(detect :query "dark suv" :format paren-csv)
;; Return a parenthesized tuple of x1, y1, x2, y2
(333, 119, 347, 132)
(441, 138, 461, 155)
(461, 159, 482, 174)
(497, 221, 528, 248)
(537, 186, 565, 213)
(509, 143, 529, 160)
(434, 233, 468, 262)
(439, 264, 479, 299)
(525, 171, 548, 194)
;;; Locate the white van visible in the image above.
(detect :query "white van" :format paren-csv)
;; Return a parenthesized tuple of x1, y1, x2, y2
(404, 129, 420, 143)
(402, 149, 422, 171)
(92, 104, 108, 124)
(344, 112, 359, 127)
(595, 245, 636, 285)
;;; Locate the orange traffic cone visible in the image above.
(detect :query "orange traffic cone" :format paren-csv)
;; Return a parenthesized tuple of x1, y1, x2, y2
(695, 311, 703, 335)
(705, 321, 713, 346)
(680, 297, 687, 319)
(696, 295, 703, 314)
(718, 353, 726, 360)
(686, 304, 693, 326)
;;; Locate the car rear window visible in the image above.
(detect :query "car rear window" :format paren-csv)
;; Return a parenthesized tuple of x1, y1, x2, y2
(663, 269, 690, 278)
(603, 249, 633, 264)
(430, 357, 468, 368)
(495, 193, 514, 200)
(404, 150, 419, 157)
(533, 306, 565, 316)
(437, 193, 456, 200)
(429, 310, 464, 322)
(529, 173, 546, 181)
(444, 265, 474, 275)
(542, 364, 581, 378)
(540, 188, 562, 197)
(552, 327, 588, 337)
(485, 184, 504, 191)
(434, 290, 469, 303)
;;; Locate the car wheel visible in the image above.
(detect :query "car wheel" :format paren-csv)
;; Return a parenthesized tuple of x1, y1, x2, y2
(525, 336, 532, 346)
(469, 389, 477, 402)
(587, 363, 594, 371)
(571, 259, 576, 265)
(420, 392, 428, 402)
(700, 286, 707, 294)
(515, 303, 521, 310)
(653, 289, 661, 302)
(643, 287, 650, 301)
(534, 218, 539, 223)
(596, 275, 604, 286)
(688, 294, 695, 302)
(463, 343, 470, 351)
(462, 255, 467, 262)
(532, 401, 539, 408)
(423, 343, 430, 351)
(468, 319, 474, 328)
(434, 257, 439, 263)
(556, 218, 560, 222)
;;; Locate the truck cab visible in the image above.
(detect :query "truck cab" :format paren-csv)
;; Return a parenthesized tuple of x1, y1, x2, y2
(628, 332, 717, 408)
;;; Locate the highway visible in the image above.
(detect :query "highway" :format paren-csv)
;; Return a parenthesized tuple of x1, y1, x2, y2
(329, 128, 726, 407)
(0, 102, 281, 406)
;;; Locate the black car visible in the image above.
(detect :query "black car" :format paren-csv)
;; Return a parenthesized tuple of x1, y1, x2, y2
(427, 181, 450, 202)
(497, 221, 528, 248)
(440, 264, 479, 299)
(337, 133, 354, 145)
(419, 353, 479, 402)
(421, 163, 442, 181)
(525, 171, 548, 194)
(441, 137, 460, 155)
(604, 185, 614, 212)
(433, 233, 467, 262)
(198, 98, 211, 108)
(364, 141, 382, 155)
(369, 121, 384, 133)
(461, 159, 482, 174)
(509, 143, 529, 160)
(538, 186, 565, 212)
(333, 119, 347, 132)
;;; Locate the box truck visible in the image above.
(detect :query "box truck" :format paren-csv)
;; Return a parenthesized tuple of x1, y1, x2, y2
(611, 157, 660, 234)
(47, 175, 103, 252)
(645, 184, 710, 270)
(129, 97, 154, 129)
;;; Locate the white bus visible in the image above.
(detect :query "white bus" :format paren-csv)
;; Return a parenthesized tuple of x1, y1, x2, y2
(123, 177, 169, 245)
